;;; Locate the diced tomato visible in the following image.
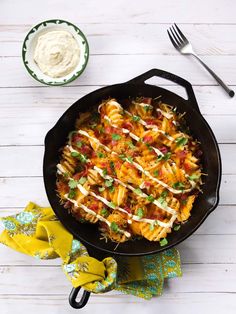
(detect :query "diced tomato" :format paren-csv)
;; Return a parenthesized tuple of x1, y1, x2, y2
(90, 203, 98, 211)
(111, 140, 118, 146)
(184, 162, 191, 171)
(116, 161, 122, 169)
(80, 145, 91, 155)
(142, 97, 152, 105)
(143, 135, 153, 144)
(145, 119, 156, 125)
(105, 126, 112, 134)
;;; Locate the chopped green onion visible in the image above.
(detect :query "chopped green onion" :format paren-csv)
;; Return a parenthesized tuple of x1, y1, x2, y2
(110, 222, 119, 233)
(97, 151, 105, 158)
(109, 185, 115, 193)
(160, 238, 168, 246)
(127, 156, 133, 163)
(128, 141, 135, 149)
(173, 224, 181, 231)
(137, 208, 144, 219)
(78, 177, 87, 185)
(101, 208, 108, 217)
(132, 115, 140, 122)
(149, 223, 155, 231)
(105, 180, 113, 187)
(146, 143, 153, 151)
(68, 189, 76, 199)
(119, 154, 126, 161)
(160, 191, 168, 198)
(153, 170, 159, 177)
(144, 105, 151, 112)
(98, 186, 105, 192)
(134, 188, 142, 195)
(102, 169, 108, 176)
(76, 141, 83, 148)
(108, 202, 116, 209)
(172, 182, 185, 190)
(157, 152, 171, 162)
(147, 195, 155, 203)
(78, 153, 88, 163)
(188, 174, 200, 181)
(112, 133, 121, 141)
(68, 179, 78, 189)
(71, 151, 80, 158)
(175, 137, 188, 146)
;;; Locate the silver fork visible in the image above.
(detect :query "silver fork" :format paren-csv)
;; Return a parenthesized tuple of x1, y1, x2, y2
(167, 24, 234, 98)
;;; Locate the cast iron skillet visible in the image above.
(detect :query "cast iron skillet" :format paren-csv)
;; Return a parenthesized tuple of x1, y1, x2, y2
(43, 69, 221, 309)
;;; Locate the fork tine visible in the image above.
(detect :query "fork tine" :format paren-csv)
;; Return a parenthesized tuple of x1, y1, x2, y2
(169, 28, 181, 46)
(167, 29, 179, 50)
(174, 23, 188, 43)
(171, 25, 184, 44)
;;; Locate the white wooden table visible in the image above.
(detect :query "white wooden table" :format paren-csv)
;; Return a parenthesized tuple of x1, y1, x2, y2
(0, 0, 236, 313)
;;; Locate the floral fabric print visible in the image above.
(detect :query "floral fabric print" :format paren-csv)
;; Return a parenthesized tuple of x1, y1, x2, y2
(0, 202, 181, 299)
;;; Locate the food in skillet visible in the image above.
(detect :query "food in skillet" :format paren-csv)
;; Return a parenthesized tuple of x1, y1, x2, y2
(56, 97, 202, 245)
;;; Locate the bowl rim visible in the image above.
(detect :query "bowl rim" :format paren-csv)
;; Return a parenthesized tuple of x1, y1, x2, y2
(21, 19, 89, 86)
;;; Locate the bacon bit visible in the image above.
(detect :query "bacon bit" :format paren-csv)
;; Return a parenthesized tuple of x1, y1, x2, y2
(149, 212, 164, 220)
(80, 145, 91, 155)
(122, 121, 133, 130)
(111, 140, 118, 146)
(143, 135, 153, 144)
(159, 146, 168, 154)
(142, 97, 152, 105)
(124, 206, 131, 213)
(105, 126, 112, 134)
(72, 134, 83, 142)
(57, 181, 69, 194)
(145, 119, 156, 125)
(94, 130, 100, 138)
(90, 203, 98, 211)
(156, 111, 163, 119)
(64, 201, 71, 209)
(176, 150, 187, 159)
(101, 138, 110, 145)
(144, 181, 151, 188)
(180, 194, 187, 200)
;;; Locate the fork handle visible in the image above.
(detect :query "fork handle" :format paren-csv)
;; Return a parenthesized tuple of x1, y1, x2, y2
(191, 54, 234, 97)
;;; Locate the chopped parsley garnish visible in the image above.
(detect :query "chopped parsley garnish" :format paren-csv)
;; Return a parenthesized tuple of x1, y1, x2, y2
(134, 188, 142, 195)
(102, 169, 108, 176)
(157, 191, 168, 208)
(137, 208, 144, 219)
(110, 161, 115, 173)
(97, 151, 105, 158)
(188, 174, 200, 181)
(68, 189, 76, 199)
(101, 208, 108, 217)
(153, 170, 159, 177)
(146, 143, 153, 151)
(132, 115, 140, 122)
(112, 133, 121, 141)
(127, 156, 133, 163)
(172, 182, 185, 190)
(76, 141, 83, 148)
(68, 179, 78, 189)
(108, 202, 116, 209)
(175, 137, 188, 146)
(110, 222, 119, 233)
(105, 179, 113, 187)
(173, 224, 181, 231)
(147, 195, 155, 203)
(98, 186, 105, 192)
(78, 177, 87, 185)
(160, 191, 168, 198)
(160, 238, 168, 247)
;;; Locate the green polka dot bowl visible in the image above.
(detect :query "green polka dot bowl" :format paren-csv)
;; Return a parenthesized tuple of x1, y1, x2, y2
(22, 19, 89, 86)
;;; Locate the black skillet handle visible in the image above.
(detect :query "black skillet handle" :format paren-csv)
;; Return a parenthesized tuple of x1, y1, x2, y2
(128, 69, 201, 114)
(69, 286, 91, 309)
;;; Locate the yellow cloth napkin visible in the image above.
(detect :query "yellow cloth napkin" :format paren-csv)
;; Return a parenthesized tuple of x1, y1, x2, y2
(0, 202, 181, 299)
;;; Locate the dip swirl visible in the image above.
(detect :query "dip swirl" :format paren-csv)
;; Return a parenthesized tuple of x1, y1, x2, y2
(34, 30, 80, 78)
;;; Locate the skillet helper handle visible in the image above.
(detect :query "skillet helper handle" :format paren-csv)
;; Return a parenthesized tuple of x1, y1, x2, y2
(128, 68, 200, 114)
(69, 286, 91, 309)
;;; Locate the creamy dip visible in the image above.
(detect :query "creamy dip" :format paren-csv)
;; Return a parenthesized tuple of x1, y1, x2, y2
(34, 30, 80, 78)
